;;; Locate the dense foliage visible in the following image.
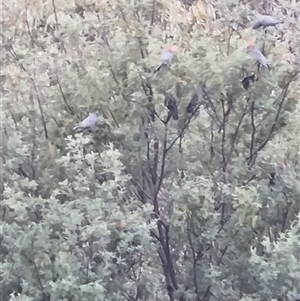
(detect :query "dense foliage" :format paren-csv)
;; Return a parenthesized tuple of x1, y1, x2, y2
(1, 0, 299, 300)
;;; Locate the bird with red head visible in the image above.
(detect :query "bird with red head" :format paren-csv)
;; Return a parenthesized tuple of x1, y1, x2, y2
(247, 41, 271, 70)
(154, 45, 177, 73)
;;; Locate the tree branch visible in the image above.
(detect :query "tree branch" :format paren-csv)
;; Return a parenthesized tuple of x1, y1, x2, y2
(246, 83, 290, 161)
(7, 44, 48, 139)
(55, 74, 74, 115)
(51, 0, 59, 29)
(248, 101, 256, 167)
(222, 99, 249, 172)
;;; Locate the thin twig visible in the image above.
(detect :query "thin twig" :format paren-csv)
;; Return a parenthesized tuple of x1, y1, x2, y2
(223, 99, 249, 172)
(149, 0, 156, 35)
(247, 83, 290, 160)
(248, 101, 256, 166)
(56, 74, 74, 114)
(7, 44, 48, 139)
(51, 0, 59, 29)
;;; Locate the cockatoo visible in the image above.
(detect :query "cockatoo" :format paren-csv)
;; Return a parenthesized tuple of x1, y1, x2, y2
(73, 112, 98, 131)
(154, 45, 176, 73)
(247, 41, 271, 70)
(253, 15, 283, 29)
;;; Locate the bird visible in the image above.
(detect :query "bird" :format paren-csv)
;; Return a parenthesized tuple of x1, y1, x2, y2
(186, 83, 207, 114)
(241, 74, 256, 90)
(154, 45, 176, 73)
(247, 41, 271, 70)
(73, 112, 98, 131)
(294, 294, 300, 301)
(253, 15, 283, 30)
(164, 94, 179, 120)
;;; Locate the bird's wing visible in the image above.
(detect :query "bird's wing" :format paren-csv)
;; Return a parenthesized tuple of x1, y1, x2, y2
(261, 16, 280, 25)
(81, 114, 97, 127)
(161, 51, 173, 63)
(255, 49, 268, 63)
(253, 20, 261, 29)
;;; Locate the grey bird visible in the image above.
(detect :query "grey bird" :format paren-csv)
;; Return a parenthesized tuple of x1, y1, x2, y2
(253, 15, 283, 29)
(73, 112, 98, 131)
(186, 83, 207, 114)
(164, 94, 179, 120)
(241, 74, 256, 90)
(154, 45, 176, 73)
(247, 42, 271, 70)
(294, 294, 300, 301)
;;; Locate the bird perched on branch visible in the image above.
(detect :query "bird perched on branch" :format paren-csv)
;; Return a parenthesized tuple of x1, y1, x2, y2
(154, 45, 176, 73)
(241, 74, 256, 90)
(164, 94, 179, 120)
(247, 41, 271, 70)
(186, 83, 207, 114)
(253, 15, 283, 29)
(73, 112, 98, 131)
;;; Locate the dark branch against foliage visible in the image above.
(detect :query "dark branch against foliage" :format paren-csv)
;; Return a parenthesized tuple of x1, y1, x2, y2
(7, 44, 49, 139)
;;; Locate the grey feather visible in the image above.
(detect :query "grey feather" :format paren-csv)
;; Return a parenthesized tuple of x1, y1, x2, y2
(73, 112, 98, 131)
(164, 94, 179, 120)
(154, 51, 174, 72)
(186, 83, 207, 114)
(294, 294, 300, 301)
(253, 15, 283, 29)
(247, 45, 270, 69)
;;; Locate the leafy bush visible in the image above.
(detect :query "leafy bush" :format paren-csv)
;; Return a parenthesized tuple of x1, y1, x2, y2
(1, 0, 299, 300)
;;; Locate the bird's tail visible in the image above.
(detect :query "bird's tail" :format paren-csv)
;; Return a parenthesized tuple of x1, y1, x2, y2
(172, 110, 179, 120)
(186, 95, 198, 114)
(186, 104, 194, 114)
(154, 63, 163, 73)
(252, 23, 261, 29)
(73, 126, 83, 131)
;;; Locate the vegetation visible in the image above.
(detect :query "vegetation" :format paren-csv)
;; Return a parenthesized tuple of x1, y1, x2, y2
(1, 0, 299, 300)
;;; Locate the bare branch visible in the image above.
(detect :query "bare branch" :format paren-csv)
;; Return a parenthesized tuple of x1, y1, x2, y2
(7, 44, 48, 139)
(223, 99, 249, 172)
(55, 74, 74, 115)
(248, 101, 256, 167)
(51, 0, 59, 29)
(246, 83, 290, 161)
(149, 0, 156, 34)
(151, 140, 159, 185)
(166, 102, 201, 153)
(187, 222, 202, 301)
